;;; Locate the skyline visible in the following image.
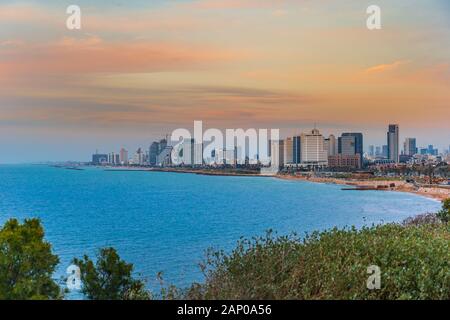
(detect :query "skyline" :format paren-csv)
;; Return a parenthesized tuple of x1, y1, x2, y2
(1, 0, 449, 163)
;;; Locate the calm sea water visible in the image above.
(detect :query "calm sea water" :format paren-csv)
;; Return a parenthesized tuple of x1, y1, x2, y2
(0, 165, 441, 296)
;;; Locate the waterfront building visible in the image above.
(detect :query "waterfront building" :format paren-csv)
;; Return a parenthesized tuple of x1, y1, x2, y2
(340, 133, 364, 167)
(403, 138, 417, 156)
(338, 135, 356, 155)
(119, 148, 128, 165)
(157, 145, 173, 167)
(283, 137, 294, 166)
(270, 140, 284, 169)
(387, 124, 400, 163)
(300, 129, 328, 166)
(382, 145, 388, 158)
(328, 154, 361, 169)
(133, 148, 146, 166)
(293, 136, 301, 164)
(108, 152, 120, 165)
(368, 145, 375, 157)
(324, 134, 337, 157)
(92, 153, 108, 165)
(149, 142, 159, 166)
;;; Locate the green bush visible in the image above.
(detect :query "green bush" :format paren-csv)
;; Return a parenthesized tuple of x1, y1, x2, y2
(184, 224, 450, 300)
(437, 198, 450, 223)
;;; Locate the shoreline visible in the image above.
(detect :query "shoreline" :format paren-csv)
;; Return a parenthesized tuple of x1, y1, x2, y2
(274, 174, 449, 202)
(99, 166, 449, 202)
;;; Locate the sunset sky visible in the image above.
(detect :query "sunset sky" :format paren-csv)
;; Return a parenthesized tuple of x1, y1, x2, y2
(0, 0, 449, 163)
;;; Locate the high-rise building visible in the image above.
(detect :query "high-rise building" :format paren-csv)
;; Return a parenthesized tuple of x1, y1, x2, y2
(92, 153, 108, 165)
(382, 145, 388, 158)
(119, 148, 128, 165)
(293, 136, 301, 164)
(283, 137, 293, 166)
(133, 148, 145, 165)
(324, 134, 337, 157)
(300, 129, 328, 166)
(403, 138, 416, 156)
(149, 142, 159, 166)
(338, 135, 356, 155)
(340, 133, 363, 167)
(270, 140, 284, 168)
(387, 124, 399, 163)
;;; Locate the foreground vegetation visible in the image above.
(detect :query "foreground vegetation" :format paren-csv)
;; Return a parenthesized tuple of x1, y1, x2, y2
(0, 199, 449, 300)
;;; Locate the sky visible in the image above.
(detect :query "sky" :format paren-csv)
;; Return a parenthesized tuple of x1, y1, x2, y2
(0, 0, 449, 163)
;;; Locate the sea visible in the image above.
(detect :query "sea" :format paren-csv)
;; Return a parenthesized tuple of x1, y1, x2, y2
(0, 164, 441, 298)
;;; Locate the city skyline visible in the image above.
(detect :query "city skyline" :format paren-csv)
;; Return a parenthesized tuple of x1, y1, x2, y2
(1, 0, 449, 163)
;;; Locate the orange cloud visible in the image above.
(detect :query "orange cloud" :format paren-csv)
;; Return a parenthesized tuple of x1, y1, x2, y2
(0, 36, 242, 81)
(365, 60, 412, 73)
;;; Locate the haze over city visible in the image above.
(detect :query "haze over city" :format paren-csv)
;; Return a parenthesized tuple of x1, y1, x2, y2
(0, 0, 449, 163)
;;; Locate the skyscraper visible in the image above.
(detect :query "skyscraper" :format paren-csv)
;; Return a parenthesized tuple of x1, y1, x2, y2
(403, 138, 416, 156)
(324, 134, 337, 157)
(300, 129, 328, 166)
(293, 136, 301, 164)
(341, 133, 364, 167)
(270, 140, 284, 168)
(387, 124, 399, 163)
(149, 142, 159, 166)
(119, 148, 128, 165)
(283, 137, 293, 166)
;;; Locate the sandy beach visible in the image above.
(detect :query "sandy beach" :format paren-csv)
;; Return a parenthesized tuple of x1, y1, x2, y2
(275, 174, 450, 202)
(103, 166, 449, 202)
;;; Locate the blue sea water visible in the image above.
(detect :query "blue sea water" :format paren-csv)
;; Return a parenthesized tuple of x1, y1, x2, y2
(0, 165, 441, 297)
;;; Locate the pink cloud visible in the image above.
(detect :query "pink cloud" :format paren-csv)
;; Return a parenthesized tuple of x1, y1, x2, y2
(0, 36, 242, 80)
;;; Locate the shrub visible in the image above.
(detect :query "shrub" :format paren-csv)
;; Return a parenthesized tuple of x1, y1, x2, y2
(437, 198, 450, 223)
(184, 224, 450, 300)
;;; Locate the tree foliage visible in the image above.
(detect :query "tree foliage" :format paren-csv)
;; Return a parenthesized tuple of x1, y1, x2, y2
(73, 247, 150, 300)
(0, 218, 60, 300)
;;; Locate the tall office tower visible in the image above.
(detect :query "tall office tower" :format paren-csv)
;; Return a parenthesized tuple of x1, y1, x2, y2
(369, 145, 375, 157)
(387, 124, 400, 163)
(283, 137, 294, 166)
(180, 138, 194, 165)
(382, 145, 388, 158)
(149, 142, 159, 166)
(270, 140, 284, 168)
(293, 136, 301, 164)
(341, 133, 364, 167)
(133, 148, 146, 165)
(403, 138, 417, 156)
(338, 135, 356, 155)
(108, 152, 117, 165)
(119, 148, 128, 165)
(328, 134, 337, 156)
(324, 135, 336, 157)
(300, 129, 328, 166)
(159, 139, 167, 154)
